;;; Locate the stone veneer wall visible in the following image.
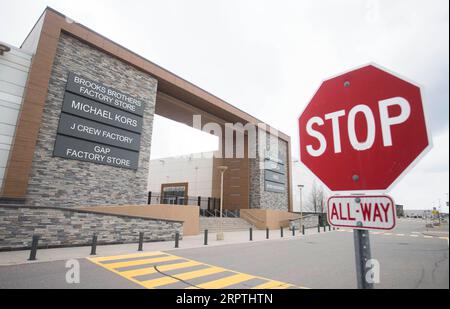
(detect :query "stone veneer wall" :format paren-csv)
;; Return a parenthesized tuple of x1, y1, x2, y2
(25, 33, 157, 207)
(0, 205, 183, 251)
(289, 214, 321, 230)
(249, 134, 289, 211)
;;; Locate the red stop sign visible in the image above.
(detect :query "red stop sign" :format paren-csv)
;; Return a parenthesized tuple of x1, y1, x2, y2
(299, 64, 431, 192)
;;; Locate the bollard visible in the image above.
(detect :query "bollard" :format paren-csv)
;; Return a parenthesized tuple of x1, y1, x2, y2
(175, 232, 180, 248)
(204, 230, 208, 246)
(292, 226, 296, 236)
(324, 226, 326, 233)
(329, 225, 331, 232)
(281, 227, 284, 238)
(90, 234, 98, 256)
(147, 192, 152, 205)
(28, 235, 40, 261)
(138, 232, 144, 252)
(318, 225, 321, 233)
(302, 225, 305, 235)
(266, 228, 269, 240)
(250, 228, 253, 241)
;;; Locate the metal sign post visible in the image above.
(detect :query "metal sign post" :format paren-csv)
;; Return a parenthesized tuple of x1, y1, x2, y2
(327, 195, 390, 289)
(353, 229, 373, 289)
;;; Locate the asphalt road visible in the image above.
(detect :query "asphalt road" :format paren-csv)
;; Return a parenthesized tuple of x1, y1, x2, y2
(0, 220, 447, 289)
(0, 259, 142, 289)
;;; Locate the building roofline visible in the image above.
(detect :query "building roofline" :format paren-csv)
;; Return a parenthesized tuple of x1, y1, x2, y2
(36, 7, 290, 141)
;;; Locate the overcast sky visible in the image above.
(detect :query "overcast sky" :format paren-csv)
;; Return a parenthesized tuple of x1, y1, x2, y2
(0, 0, 448, 211)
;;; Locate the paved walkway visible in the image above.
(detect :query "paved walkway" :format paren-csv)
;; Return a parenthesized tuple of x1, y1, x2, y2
(0, 227, 328, 266)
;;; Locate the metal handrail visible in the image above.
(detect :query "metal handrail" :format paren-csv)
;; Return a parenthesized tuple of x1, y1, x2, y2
(241, 211, 265, 224)
(239, 212, 264, 228)
(200, 209, 240, 218)
(288, 214, 316, 222)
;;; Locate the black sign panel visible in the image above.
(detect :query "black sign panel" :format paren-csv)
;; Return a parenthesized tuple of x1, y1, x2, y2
(265, 152, 286, 166)
(62, 92, 143, 133)
(54, 135, 139, 170)
(265, 170, 286, 184)
(265, 181, 285, 194)
(66, 72, 145, 116)
(264, 159, 285, 175)
(57, 113, 141, 151)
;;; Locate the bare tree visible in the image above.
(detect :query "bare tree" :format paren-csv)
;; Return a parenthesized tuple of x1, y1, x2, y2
(308, 181, 326, 213)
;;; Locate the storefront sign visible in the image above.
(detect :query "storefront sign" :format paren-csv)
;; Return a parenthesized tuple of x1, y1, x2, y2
(265, 152, 286, 166)
(62, 92, 143, 133)
(264, 159, 285, 174)
(57, 113, 141, 151)
(66, 72, 145, 116)
(54, 72, 144, 170)
(264, 155, 286, 193)
(54, 135, 139, 170)
(265, 181, 286, 194)
(265, 170, 286, 184)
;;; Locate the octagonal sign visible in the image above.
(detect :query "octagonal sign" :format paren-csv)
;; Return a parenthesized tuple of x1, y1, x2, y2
(299, 64, 432, 192)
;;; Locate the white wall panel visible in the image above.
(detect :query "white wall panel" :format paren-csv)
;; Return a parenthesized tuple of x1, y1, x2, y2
(0, 92, 22, 105)
(21, 12, 45, 55)
(0, 107, 19, 126)
(0, 80, 26, 97)
(0, 64, 29, 87)
(0, 42, 32, 190)
(1, 47, 32, 62)
(148, 152, 214, 197)
(0, 123, 15, 136)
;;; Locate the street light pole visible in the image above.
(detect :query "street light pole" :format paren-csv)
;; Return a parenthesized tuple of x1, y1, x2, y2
(298, 185, 304, 232)
(217, 166, 228, 241)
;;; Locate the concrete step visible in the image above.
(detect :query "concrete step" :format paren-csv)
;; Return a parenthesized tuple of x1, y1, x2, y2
(200, 217, 254, 232)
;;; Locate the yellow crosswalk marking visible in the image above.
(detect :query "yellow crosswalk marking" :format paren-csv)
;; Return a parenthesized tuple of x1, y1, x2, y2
(193, 273, 254, 289)
(270, 284, 295, 289)
(423, 236, 434, 239)
(396, 234, 405, 237)
(87, 251, 306, 289)
(141, 266, 226, 288)
(141, 276, 178, 289)
(90, 251, 165, 263)
(120, 261, 203, 278)
(106, 255, 180, 269)
(252, 281, 292, 289)
(175, 267, 226, 280)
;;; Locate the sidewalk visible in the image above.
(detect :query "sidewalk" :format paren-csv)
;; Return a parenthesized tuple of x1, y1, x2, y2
(0, 227, 329, 266)
(421, 223, 449, 238)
